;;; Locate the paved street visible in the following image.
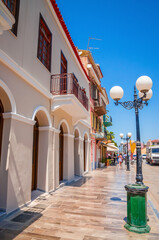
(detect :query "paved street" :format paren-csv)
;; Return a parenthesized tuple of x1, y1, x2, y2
(143, 162, 159, 216)
(0, 163, 159, 240)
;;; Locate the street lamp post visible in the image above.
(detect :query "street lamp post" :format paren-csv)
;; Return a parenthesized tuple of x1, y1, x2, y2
(120, 140, 124, 155)
(120, 132, 132, 171)
(110, 76, 153, 234)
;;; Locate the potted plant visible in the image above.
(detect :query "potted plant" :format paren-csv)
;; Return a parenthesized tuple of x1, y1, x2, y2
(99, 158, 106, 168)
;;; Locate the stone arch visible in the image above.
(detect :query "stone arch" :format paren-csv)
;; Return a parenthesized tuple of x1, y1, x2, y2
(83, 132, 89, 172)
(74, 127, 81, 176)
(0, 80, 16, 113)
(58, 119, 70, 134)
(31, 106, 51, 192)
(32, 106, 52, 127)
(83, 131, 89, 140)
(74, 127, 81, 138)
(58, 119, 70, 182)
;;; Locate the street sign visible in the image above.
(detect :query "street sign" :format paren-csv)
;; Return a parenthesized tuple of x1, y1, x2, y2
(130, 141, 136, 153)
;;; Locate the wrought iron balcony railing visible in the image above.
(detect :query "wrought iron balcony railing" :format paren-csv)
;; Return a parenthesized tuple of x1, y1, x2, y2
(51, 73, 88, 111)
(94, 99, 106, 116)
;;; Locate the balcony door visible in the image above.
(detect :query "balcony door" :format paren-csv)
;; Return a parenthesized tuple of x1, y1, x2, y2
(0, 100, 4, 163)
(60, 51, 67, 94)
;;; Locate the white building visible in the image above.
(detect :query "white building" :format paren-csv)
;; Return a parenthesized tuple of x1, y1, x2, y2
(0, 0, 90, 214)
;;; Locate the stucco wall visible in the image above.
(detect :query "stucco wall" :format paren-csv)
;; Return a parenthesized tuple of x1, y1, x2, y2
(0, 0, 89, 95)
(5, 118, 33, 213)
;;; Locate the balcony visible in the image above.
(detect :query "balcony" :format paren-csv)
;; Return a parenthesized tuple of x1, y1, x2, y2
(94, 99, 106, 116)
(51, 73, 89, 123)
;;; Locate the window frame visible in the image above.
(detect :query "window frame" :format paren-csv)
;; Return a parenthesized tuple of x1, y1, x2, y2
(37, 14, 52, 72)
(60, 51, 67, 74)
(2, 0, 20, 36)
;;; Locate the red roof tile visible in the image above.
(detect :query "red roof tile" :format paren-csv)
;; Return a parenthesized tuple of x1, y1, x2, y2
(151, 139, 159, 143)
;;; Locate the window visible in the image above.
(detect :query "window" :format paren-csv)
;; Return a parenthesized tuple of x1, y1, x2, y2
(60, 51, 67, 93)
(2, 0, 16, 15)
(61, 51, 67, 74)
(2, 0, 20, 36)
(37, 14, 52, 71)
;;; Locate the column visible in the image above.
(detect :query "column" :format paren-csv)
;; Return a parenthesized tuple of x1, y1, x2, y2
(0, 113, 35, 213)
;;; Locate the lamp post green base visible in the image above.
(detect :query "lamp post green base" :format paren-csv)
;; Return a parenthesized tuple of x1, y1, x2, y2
(124, 184, 151, 234)
(124, 223, 150, 234)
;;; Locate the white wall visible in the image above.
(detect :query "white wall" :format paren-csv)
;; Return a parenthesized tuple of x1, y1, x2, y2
(0, 0, 89, 95)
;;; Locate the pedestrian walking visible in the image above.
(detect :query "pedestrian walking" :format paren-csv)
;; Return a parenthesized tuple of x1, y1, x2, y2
(113, 153, 116, 165)
(118, 153, 123, 166)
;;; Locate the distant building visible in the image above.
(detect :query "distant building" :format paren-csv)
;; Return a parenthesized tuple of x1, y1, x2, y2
(78, 49, 109, 169)
(147, 139, 159, 147)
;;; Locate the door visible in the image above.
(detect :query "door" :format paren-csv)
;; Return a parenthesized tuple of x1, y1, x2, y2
(92, 142, 95, 170)
(0, 100, 4, 163)
(32, 117, 39, 191)
(84, 139, 86, 171)
(59, 126, 63, 181)
(60, 51, 67, 94)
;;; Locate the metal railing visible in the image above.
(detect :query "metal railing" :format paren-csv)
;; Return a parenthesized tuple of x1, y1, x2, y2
(94, 98, 106, 109)
(51, 73, 88, 110)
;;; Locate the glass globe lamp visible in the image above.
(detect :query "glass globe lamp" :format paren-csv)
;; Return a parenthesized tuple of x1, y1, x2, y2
(119, 133, 124, 138)
(110, 86, 124, 101)
(136, 76, 152, 93)
(139, 89, 153, 101)
(127, 132, 132, 138)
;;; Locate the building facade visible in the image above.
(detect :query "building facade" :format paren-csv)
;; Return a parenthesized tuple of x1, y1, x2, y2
(78, 50, 109, 170)
(0, 0, 91, 214)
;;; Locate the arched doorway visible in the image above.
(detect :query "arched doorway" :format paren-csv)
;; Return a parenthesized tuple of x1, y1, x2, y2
(32, 117, 39, 191)
(83, 133, 89, 172)
(31, 107, 51, 193)
(59, 125, 64, 181)
(0, 100, 4, 163)
(84, 138, 86, 172)
(74, 129, 80, 176)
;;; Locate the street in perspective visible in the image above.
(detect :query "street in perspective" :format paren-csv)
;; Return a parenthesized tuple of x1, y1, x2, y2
(0, 163, 159, 239)
(0, 0, 159, 239)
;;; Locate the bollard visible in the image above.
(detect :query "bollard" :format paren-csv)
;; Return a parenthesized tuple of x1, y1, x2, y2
(124, 184, 151, 234)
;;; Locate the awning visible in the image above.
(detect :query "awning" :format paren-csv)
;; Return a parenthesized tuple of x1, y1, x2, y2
(106, 143, 119, 152)
(107, 146, 118, 152)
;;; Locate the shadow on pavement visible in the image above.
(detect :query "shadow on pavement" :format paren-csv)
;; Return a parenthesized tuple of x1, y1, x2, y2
(110, 197, 127, 202)
(0, 204, 45, 240)
(123, 217, 127, 223)
(67, 176, 92, 187)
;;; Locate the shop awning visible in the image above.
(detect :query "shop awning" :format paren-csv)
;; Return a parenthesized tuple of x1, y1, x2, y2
(106, 143, 119, 152)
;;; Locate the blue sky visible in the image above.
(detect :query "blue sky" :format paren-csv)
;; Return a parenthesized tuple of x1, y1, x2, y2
(56, 0, 159, 145)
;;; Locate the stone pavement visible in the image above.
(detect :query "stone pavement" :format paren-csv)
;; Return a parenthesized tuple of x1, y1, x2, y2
(143, 163, 159, 215)
(0, 164, 159, 240)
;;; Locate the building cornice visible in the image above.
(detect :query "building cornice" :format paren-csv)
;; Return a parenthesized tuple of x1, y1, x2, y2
(0, 50, 52, 99)
(3, 112, 35, 125)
